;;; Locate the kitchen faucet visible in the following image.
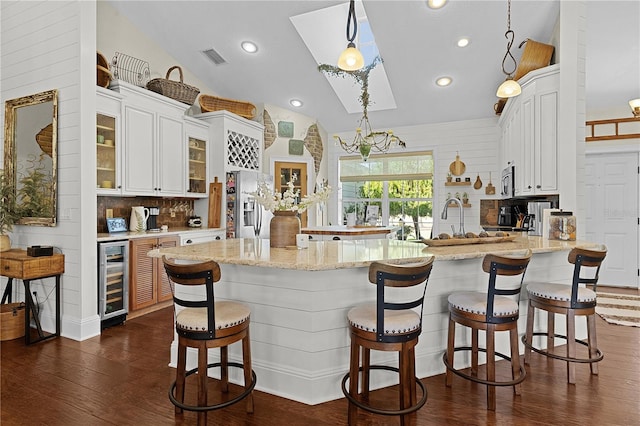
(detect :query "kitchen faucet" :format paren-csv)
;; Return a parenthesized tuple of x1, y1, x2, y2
(441, 198, 465, 237)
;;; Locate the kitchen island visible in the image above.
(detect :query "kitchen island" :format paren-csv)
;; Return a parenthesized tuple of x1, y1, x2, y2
(301, 225, 399, 240)
(150, 236, 598, 404)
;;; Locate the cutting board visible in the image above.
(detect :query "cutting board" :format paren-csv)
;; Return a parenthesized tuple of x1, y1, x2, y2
(207, 177, 222, 228)
(449, 153, 466, 176)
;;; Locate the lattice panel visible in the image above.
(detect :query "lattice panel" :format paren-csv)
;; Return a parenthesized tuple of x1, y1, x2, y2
(226, 130, 260, 170)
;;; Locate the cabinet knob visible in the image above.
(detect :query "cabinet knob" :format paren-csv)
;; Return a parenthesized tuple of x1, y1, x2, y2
(528, 185, 532, 189)
(332, 236, 341, 241)
(536, 185, 541, 189)
(215, 236, 220, 240)
(185, 239, 192, 244)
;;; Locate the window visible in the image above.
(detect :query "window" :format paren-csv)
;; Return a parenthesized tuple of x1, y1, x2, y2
(340, 152, 434, 240)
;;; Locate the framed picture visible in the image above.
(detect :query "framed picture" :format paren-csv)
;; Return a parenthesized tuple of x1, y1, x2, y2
(366, 205, 379, 219)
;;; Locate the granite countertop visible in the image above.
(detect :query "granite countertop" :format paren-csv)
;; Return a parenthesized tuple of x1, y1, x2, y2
(97, 227, 225, 242)
(301, 225, 400, 235)
(148, 236, 598, 271)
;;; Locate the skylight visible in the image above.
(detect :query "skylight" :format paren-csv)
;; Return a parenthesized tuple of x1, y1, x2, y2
(290, 1, 396, 115)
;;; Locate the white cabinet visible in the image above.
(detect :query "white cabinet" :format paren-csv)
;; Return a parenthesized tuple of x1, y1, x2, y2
(96, 88, 123, 195)
(109, 80, 195, 197)
(179, 229, 225, 245)
(499, 65, 559, 197)
(196, 111, 264, 180)
(185, 118, 209, 197)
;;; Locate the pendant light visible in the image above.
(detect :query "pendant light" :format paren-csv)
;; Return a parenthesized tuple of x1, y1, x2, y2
(496, 0, 521, 98)
(337, 0, 364, 71)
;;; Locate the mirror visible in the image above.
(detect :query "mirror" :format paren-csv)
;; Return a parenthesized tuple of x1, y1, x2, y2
(4, 89, 58, 226)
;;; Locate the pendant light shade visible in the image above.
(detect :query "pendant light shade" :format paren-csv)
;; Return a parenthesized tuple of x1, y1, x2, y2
(338, 43, 365, 71)
(497, 78, 522, 98)
(338, 0, 364, 71)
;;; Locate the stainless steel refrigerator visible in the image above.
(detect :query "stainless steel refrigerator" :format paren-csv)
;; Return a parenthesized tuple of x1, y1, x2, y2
(225, 170, 273, 239)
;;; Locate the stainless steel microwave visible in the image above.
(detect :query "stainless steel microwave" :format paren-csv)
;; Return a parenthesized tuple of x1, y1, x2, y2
(501, 165, 515, 197)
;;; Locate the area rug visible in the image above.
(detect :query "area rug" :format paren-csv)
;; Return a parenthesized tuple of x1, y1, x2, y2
(596, 292, 640, 327)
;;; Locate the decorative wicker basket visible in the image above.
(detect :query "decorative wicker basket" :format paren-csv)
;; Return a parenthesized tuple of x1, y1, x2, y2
(97, 51, 112, 88)
(199, 94, 256, 119)
(0, 302, 25, 341)
(146, 66, 200, 105)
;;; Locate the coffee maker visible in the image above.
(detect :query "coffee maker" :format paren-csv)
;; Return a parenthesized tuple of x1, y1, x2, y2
(147, 206, 160, 231)
(497, 206, 512, 226)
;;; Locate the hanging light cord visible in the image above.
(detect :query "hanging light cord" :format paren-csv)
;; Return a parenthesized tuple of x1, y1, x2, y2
(346, 0, 358, 44)
(501, 0, 517, 76)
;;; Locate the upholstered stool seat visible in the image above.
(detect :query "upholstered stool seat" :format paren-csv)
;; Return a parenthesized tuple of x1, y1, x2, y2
(443, 251, 532, 411)
(163, 257, 256, 426)
(342, 257, 435, 426)
(523, 246, 607, 384)
(526, 282, 597, 303)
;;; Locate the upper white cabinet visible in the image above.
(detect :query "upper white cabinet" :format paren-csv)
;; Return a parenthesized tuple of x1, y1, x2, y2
(185, 117, 209, 197)
(103, 80, 208, 197)
(499, 65, 559, 197)
(96, 88, 123, 195)
(196, 111, 264, 181)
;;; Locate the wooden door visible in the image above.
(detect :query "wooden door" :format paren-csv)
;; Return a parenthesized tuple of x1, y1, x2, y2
(129, 238, 157, 310)
(274, 161, 308, 227)
(156, 236, 179, 302)
(585, 152, 639, 287)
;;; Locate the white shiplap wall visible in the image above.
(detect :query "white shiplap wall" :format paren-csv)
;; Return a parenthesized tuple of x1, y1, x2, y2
(328, 117, 502, 236)
(1, 1, 100, 340)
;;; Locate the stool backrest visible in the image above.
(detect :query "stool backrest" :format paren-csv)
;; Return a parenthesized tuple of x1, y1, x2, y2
(482, 250, 532, 324)
(568, 245, 607, 308)
(163, 256, 221, 337)
(368, 257, 435, 343)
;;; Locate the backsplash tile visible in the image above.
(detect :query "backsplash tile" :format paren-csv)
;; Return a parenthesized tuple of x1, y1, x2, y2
(97, 197, 196, 233)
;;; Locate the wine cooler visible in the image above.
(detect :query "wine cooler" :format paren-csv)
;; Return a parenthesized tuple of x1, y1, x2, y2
(98, 240, 129, 329)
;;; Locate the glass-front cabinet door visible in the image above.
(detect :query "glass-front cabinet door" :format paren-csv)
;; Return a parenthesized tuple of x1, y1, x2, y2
(187, 136, 207, 195)
(96, 112, 119, 193)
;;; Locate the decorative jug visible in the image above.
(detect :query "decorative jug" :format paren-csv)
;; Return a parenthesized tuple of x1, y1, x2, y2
(130, 206, 150, 232)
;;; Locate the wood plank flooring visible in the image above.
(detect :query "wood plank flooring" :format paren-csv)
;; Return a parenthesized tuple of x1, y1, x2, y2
(2, 288, 638, 425)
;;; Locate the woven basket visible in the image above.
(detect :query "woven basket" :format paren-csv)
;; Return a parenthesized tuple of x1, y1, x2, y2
(146, 66, 200, 105)
(97, 51, 112, 88)
(0, 302, 25, 341)
(199, 94, 256, 119)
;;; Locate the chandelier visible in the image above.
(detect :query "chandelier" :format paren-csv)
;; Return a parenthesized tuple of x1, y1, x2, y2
(333, 109, 405, 161)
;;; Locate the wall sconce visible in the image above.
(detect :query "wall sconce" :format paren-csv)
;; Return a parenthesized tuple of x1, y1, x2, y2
(629, 98, 640, 118)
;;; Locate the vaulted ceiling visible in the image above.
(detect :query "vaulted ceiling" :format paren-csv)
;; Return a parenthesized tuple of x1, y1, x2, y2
(108, 1, 639, 133)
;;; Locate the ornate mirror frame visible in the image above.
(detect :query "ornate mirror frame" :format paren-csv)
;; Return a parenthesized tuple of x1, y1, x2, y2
(4, 89, 58, 226)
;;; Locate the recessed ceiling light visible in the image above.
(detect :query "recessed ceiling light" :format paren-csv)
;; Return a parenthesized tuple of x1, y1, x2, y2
(241, 41, 258, 53)
(457, 37, 470, 48)
(290, 99, 303, 108)
(427, 0, 447, 9)
(436, 76, 452, 87)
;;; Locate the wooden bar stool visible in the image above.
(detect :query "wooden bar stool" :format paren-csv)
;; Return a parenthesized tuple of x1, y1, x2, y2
(163, 256, 256, 425)
(522, 246, 607, 384)
(443, 251, 531, 411)
(342, 257, 435, 425)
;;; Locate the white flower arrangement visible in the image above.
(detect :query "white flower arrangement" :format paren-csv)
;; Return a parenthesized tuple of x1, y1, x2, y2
(251, 180, 332, 213)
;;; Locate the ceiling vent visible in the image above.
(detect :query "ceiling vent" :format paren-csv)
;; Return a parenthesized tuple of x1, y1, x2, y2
(202, 48, 226, 65)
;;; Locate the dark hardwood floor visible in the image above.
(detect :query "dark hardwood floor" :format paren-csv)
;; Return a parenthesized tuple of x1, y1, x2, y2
(2, 287, 638, 425)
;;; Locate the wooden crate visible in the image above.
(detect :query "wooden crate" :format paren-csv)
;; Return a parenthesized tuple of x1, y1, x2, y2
(1, 303, 25, 341)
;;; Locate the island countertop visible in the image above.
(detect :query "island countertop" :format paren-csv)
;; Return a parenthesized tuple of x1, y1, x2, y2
(148, 235, 597, 271)
(301, 225, 399, 236)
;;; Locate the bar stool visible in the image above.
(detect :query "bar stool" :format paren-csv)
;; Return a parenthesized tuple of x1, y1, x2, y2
(162, 256, 256, 425)
(342, 257, 435, 425)
(443, 251, 531, 411)
(522, 246, 607, 384)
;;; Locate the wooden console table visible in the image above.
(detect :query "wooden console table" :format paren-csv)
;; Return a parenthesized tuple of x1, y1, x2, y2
(0, 249, 64, 344)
